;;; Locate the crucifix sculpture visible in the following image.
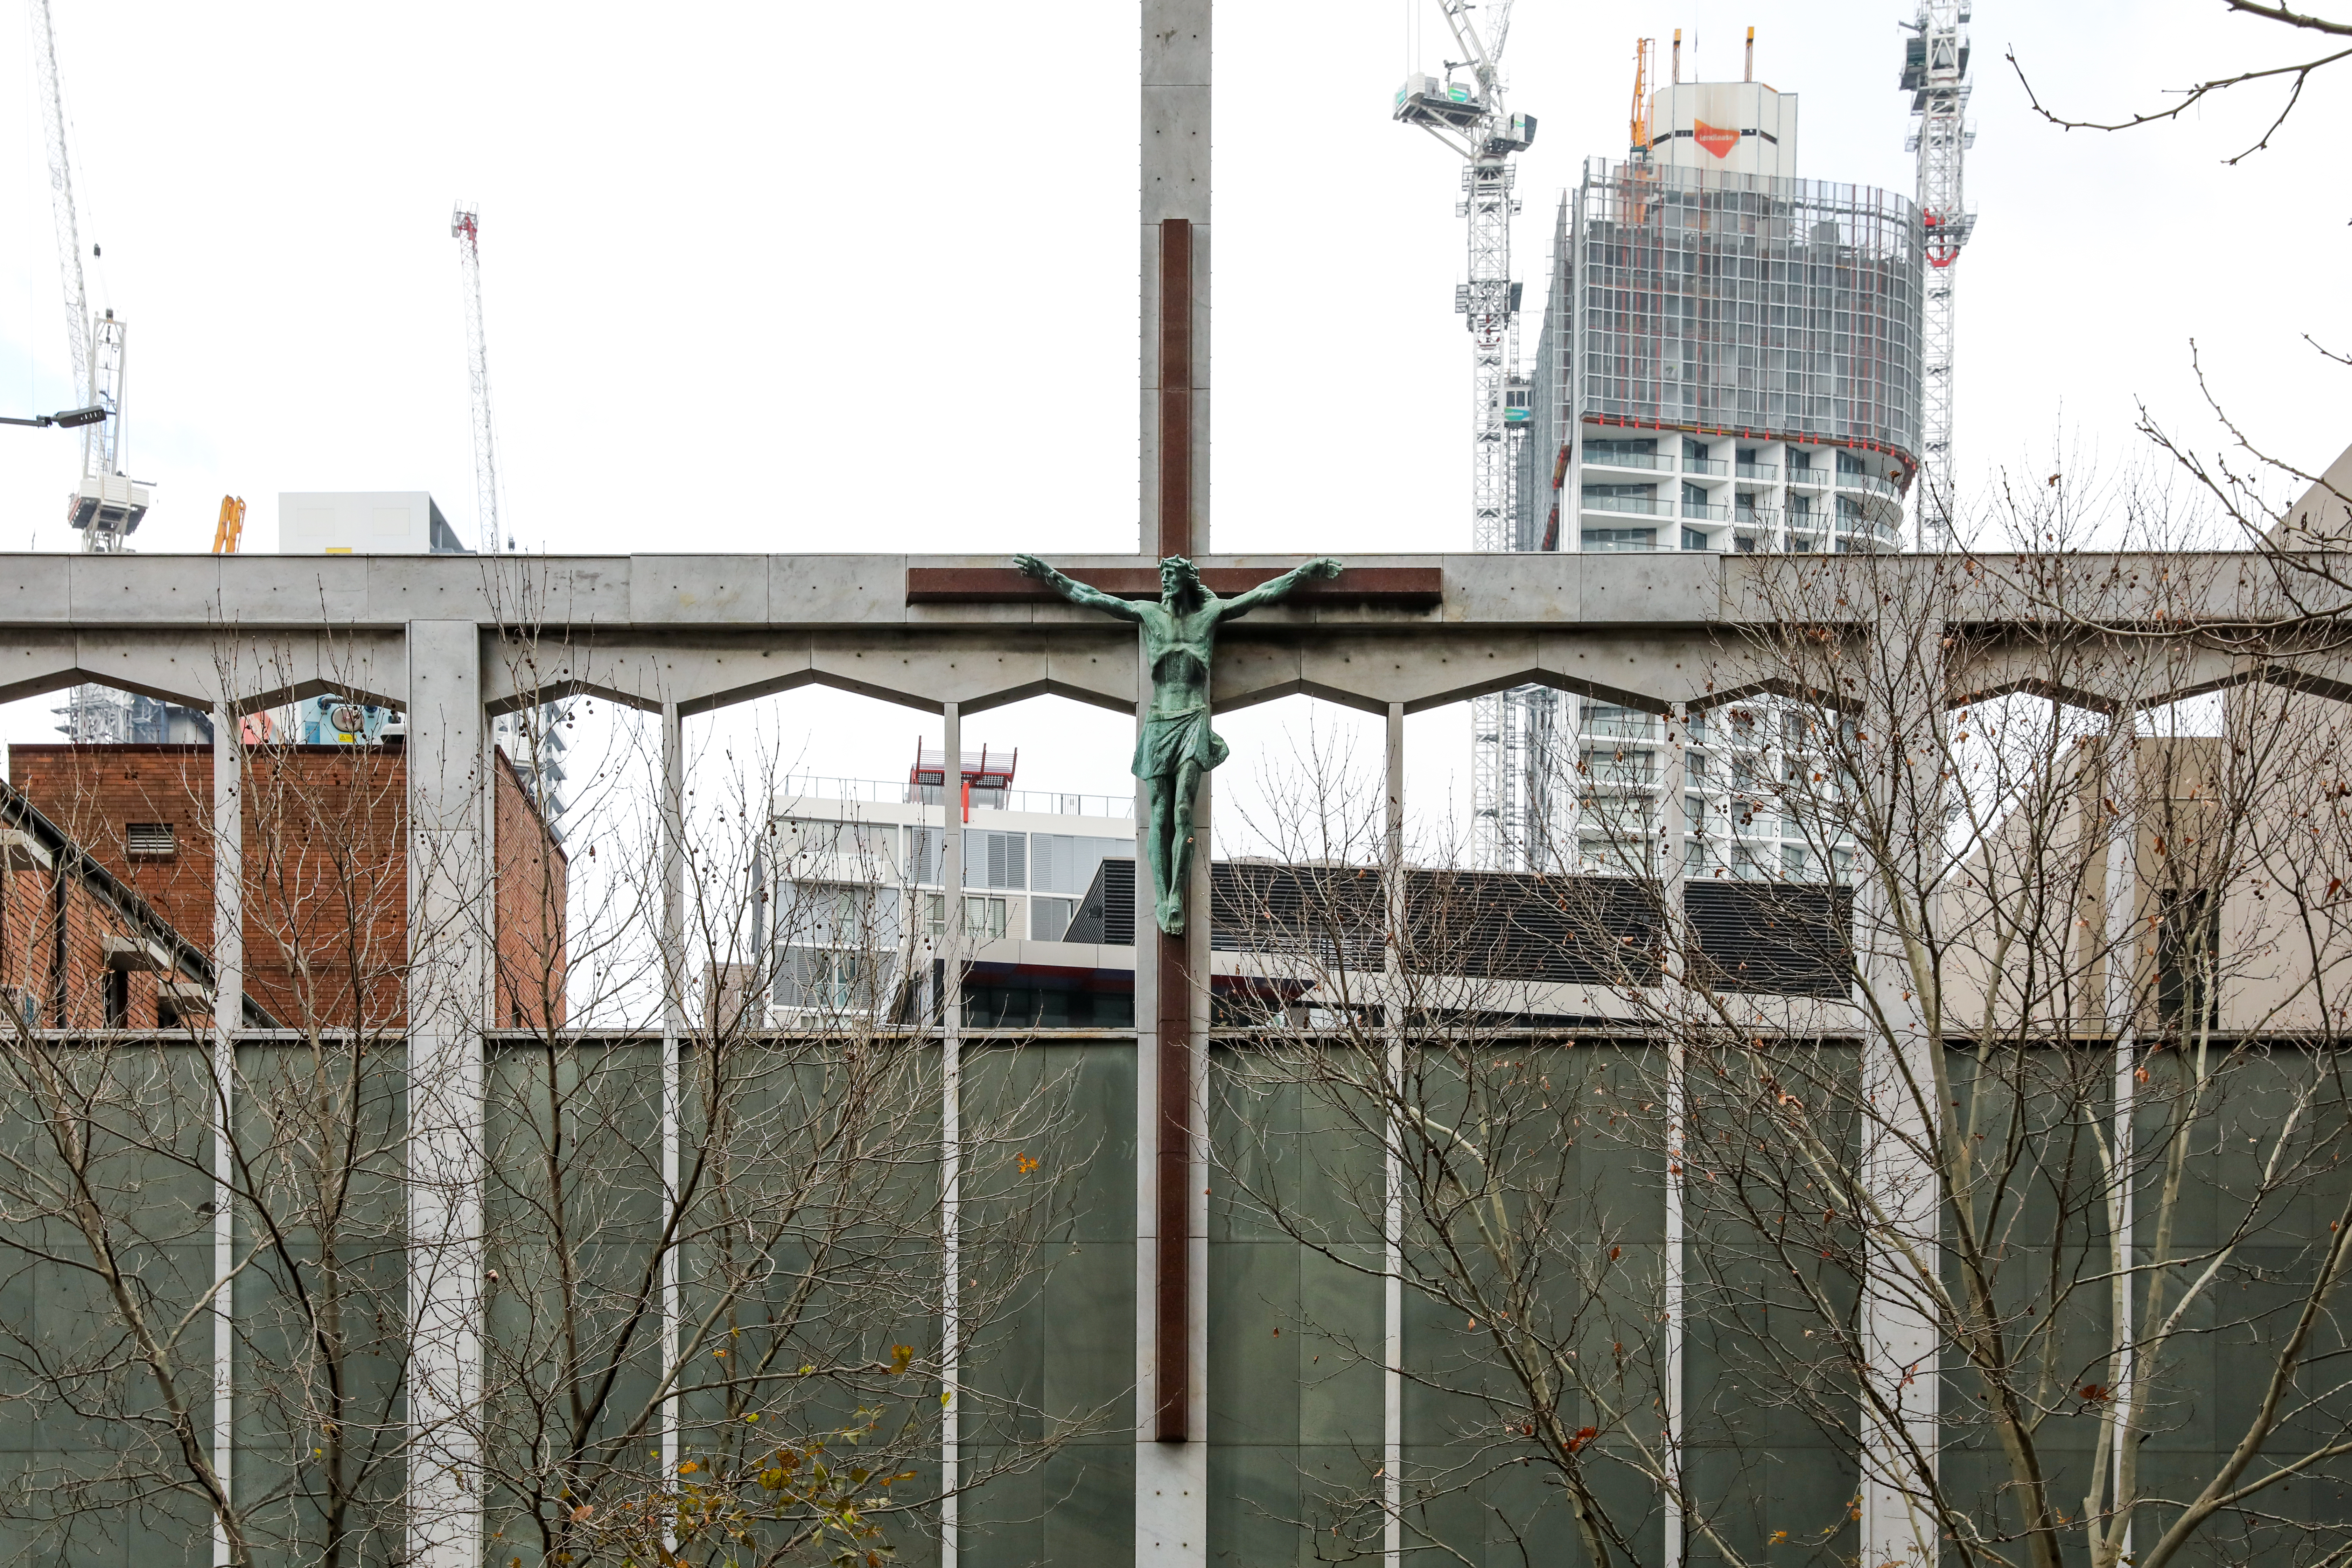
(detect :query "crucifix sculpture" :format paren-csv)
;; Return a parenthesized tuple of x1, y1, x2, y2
(1013, 552, 1342, 934)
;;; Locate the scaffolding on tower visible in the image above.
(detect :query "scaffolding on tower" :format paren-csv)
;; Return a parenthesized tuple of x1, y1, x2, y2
(1393, 0, 1536, 868)
(1902, 1, 1977, 548)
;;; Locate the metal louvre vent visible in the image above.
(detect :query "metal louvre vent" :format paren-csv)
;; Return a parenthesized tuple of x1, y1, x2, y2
(126, 822, 175, 858)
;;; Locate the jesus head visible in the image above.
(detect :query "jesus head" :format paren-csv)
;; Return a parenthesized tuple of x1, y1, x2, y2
(1158, 555, 1205, 608)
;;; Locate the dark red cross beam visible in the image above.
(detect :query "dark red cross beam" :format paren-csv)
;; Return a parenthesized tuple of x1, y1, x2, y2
(905, 565, 1444, 606)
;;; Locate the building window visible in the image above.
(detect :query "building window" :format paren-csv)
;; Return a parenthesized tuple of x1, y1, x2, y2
(1032, 834, 1125, 897)
(104, 968, 130, 1029)
(126, 823, 175, 858)
(924, 893, 1008, 941)
(1682, 527, 1709, 551)
(975, 830, 1026, 890)
(1031, 896, 1077, 941)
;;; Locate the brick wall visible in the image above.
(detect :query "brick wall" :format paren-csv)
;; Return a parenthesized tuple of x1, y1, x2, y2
(9, 741, 567, 1030)
(492, 749, 566, 1029)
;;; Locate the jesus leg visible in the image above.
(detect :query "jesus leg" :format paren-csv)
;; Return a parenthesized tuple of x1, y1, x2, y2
(1165, 758, 1203, 936)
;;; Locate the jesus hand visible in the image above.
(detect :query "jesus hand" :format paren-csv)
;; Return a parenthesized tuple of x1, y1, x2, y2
(1013, 554, 1051, 580)
(1302, 557, 1343, 580)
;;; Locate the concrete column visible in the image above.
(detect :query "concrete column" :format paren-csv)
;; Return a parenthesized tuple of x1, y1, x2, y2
(940, 702, 964, 1568)
(210, 706, 241, 1568)
(1140, 4, 1212, 1558)
(1382, 703, 1405, 1568)
(1656, 704, 1689, 1561)
(1141, 0, 1210, 556)
(2102, 727, 2138, 1559)
(659, 701, 684, 1518)
(1855, 620, 1945, 1568)
(403, 621, 488, 1568)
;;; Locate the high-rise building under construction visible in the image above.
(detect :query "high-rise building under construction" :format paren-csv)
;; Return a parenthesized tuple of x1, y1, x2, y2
(1496, 57, 1927, 873)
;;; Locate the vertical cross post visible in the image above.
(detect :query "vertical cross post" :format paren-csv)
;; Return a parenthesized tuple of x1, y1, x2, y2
(1140, 4, 1211, 1557)
(1142, 0, 1209, 1461)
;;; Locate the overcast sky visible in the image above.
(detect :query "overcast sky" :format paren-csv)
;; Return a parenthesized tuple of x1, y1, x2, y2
(1, 1, 2345, 840)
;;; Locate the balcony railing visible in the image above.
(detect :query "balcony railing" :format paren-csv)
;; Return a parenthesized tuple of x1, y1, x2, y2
(1682, 456, 1728, 476)
(1734, 507, 1779, 530)
(779, 774, 1134, 819)
(1580, 494, 1665, 516)
(1784, 465, 1828, 486)
(1735, 462, 1778, 481)
(1682, 500, 1730, 521)
(1583, 449, 1667, 471)
(1836, 469, 1902, 500)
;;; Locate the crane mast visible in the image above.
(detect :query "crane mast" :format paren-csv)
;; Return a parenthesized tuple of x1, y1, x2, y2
(453, 204, 568, 826)
(1904, 1, 1976, 548)
(450, 204, 505, 554)
(30, 0, 89, 402)
(31, 0, 147, 559)
(1394, 0, 1536, 868)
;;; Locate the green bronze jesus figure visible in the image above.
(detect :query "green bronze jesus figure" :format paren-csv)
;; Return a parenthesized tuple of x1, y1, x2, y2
(1013, 553, 1343, 936)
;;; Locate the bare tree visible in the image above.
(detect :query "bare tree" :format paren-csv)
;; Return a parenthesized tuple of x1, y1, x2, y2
(2011, 3, 2352, 165)
(467, 598, 1109, 1568)
(0, 602, 1109, 1567)
(1210, 539, 2352, 1568)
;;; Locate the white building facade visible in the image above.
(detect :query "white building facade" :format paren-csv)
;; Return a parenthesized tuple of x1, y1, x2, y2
(766, 758, 1135, 1025)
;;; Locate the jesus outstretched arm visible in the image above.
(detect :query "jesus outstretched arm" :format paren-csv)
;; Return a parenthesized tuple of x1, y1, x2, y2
(1209, 556, 1343, 621)
(1014, 554, 1147, 623)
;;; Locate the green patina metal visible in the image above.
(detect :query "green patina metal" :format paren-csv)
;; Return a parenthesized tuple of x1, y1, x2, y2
(1013, 553, 1342, 936)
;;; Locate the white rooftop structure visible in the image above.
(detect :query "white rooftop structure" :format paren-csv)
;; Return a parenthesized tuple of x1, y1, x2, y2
(278, 491, 470, 555)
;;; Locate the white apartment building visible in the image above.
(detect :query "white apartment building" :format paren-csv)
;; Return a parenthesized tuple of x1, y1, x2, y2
(765, 749, 1134, 1024)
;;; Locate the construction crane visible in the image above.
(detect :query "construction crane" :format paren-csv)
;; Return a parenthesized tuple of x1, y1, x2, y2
(1394, 1, 1537, 868)
(1902, 1, 1977, 548)
(30, 0, 148, 556)
(211, 496, 246, 554)
(450, 203, 507, 555)
(452, 203, 568, 824)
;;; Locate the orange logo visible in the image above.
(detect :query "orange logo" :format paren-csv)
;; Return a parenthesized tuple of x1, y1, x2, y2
(1693, 119, 1741, 158)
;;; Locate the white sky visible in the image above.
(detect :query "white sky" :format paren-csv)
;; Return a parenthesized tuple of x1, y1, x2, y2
(1, 0, 2346, 848)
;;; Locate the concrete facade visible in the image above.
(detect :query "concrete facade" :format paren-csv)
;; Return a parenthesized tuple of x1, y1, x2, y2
(0, 546, 2342, 1563)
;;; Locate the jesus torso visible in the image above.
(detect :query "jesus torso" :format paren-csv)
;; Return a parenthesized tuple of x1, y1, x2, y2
(1140, 602, 1220, 719)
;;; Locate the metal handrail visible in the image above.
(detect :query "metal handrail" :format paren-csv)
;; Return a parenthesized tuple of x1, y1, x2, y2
(1836, 469, 1901, 499)
(1580, 494, 1665, 516)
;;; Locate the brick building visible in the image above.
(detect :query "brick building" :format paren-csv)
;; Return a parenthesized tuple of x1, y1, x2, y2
(7, 742, 565, 1030)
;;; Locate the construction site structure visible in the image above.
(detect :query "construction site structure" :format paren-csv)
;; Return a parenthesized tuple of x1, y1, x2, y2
(1489, 40, 1925, 873)
(32, 0, 154, 746)
(1902, 1, 1977, 548)
(449, 206, 572, 825)
(1392, 0, 1536, 868)
(211, 495, 247, 554)
(31, 1, 148, 553)
(450, 204, 507, 555)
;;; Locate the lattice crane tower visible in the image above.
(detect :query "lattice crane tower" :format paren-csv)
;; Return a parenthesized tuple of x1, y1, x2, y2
(1393, 0, 1536, 866)
(1903, 1, 1976, 548)
(31, 0, 147, 561)
(450, 204, 507, 554)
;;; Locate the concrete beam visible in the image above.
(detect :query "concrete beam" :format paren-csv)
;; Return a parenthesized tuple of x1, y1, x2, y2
(0, 549, 2341, 638)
